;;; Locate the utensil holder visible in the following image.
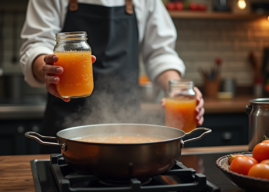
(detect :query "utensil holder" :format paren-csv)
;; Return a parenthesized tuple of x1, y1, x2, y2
(203, 75, 220, 99)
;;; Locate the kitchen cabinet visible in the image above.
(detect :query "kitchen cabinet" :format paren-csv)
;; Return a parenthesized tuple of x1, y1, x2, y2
(0, 119, 42, 155)
(184, 113, 248, 147)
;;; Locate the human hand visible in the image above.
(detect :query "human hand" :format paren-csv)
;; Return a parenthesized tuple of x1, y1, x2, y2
(42, 54, 96, 102)
(160, 86, 204, 126)
(194, 87, 204, 126)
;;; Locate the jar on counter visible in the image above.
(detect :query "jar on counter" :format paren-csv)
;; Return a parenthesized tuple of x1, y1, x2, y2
(165, 80, 197, 133)
(53, 31, 94, 98)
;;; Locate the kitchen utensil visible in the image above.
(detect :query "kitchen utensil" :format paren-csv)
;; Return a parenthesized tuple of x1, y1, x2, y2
(198, 68, 208, 80)
(216, 152, 269, 192)
(248, 51, 260, 77)
(221, 77, 236, 97)
(200, 58, 221, 81)
(215, 58, 222, 75)
(25, 124, 211, 180)
(246, 98, 269, 151)
(203, 74, 220, 98)
(248, 52, 264, 96)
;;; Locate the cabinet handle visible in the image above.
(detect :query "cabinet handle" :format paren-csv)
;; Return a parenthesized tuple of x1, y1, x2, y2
(17, 126, 24, 134)
(223, 132, 232, 140)
(32, 126, 39, 132)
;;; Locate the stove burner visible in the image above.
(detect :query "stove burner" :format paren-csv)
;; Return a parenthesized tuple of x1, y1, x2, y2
(99, 178, 152, 187)
(30, 154, 220, 192)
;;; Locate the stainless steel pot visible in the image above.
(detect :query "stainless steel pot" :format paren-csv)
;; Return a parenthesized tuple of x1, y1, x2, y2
(25, 124, 211, 180)
(246, 98, 269, 151)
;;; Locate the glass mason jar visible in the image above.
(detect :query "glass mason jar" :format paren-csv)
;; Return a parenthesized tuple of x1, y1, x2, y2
(165, 80, 196, 133)
(53, 31, 94, 98)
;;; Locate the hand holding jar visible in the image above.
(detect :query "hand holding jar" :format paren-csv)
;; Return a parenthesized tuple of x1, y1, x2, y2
(42, 54, 96, 102)
(164, 80, 204, 133)
(41, 31, 96, 102)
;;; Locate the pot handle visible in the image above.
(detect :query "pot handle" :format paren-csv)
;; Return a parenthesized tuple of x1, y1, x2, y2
(25, 131, 61, 147)
(246, 104, 252, 115)
(183, 128, 212, 144)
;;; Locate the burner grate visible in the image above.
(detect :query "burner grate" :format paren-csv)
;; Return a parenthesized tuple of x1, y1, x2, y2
(48, 154, 219, 192)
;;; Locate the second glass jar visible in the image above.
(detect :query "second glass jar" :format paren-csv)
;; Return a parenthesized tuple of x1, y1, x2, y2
(165, 80, 197, 133)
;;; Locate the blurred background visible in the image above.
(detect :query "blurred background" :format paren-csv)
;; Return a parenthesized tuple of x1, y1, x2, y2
(1, 0, 269, 155)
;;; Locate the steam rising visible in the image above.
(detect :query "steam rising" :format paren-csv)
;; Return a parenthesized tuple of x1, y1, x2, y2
(61, 75, 164, 129)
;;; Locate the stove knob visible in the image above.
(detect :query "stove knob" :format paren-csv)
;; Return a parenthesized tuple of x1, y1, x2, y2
(223, 132, 232, 141)
(17, 126, 24, 134)
(32, 125, 40, 132)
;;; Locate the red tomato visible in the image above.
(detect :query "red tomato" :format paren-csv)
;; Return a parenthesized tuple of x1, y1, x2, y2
(174, 2, 184, 11)
(189, 2, 198, 11)
(253, 142, 269, 162)
(198, 4, 206, 11)
(262, 140, 269, 144)
(165, 2, 175, 10)
(260, 159, 269, 165)
(230, 156, 258, 175)
(228, 154, 244, 165)
(248, 164, 269, 180)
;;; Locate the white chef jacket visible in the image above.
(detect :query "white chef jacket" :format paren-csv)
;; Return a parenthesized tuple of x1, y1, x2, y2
(20, 0, 185, 88)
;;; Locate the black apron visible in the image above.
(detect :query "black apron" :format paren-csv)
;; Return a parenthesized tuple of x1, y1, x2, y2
(40, 1, 139, 154)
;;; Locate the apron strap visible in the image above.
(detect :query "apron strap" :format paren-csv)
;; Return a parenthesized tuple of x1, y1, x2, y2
(69, 0, 78, 11)
(125, 0, 134, 14)
(69, 0, 133, 14)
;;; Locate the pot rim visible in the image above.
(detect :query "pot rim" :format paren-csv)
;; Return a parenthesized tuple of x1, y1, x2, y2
(56, 123, 186, 146)
(249, 98, 269, 104)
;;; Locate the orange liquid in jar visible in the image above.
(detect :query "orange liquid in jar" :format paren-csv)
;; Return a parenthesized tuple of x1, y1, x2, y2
(165, 97, 196, 133)
(54, 51, 93, 98)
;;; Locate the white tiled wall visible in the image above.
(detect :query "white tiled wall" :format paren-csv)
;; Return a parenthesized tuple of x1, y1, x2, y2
(2, 10, 26, 74)
(173, 17, 269, 86)
(0, 0, 47, 95)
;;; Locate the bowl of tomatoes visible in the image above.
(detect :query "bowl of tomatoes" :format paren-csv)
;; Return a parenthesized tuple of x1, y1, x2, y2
(216, 139, 269, 192)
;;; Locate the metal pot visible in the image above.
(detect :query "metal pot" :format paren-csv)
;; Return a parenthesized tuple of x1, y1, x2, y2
(25, 124, 211, 180)
(139, 83, 161, 103)
(246, 98, 269, 151)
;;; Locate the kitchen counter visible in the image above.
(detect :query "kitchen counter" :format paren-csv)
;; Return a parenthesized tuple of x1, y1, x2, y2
(0, 145, 248, 192)
(0, 95, 255, 119)
(141, 95, 255, 113)
(0, 96, 46, 120)
(203, 95, 255, 113)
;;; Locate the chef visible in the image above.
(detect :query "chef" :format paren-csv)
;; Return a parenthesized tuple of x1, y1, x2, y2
(20, 0, 205, 153)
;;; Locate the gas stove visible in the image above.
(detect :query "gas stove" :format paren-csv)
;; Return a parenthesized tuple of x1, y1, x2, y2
(30, 154, 220, 192)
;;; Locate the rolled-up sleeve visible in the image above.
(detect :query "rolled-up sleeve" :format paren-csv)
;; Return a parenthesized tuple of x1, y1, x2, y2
(20, 0, 63, 87)
(141, 0, 185, 82)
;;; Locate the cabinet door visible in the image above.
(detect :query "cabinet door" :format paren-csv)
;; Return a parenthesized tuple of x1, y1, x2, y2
(184, 113, 248, 147)
(0, 120, 26, 155)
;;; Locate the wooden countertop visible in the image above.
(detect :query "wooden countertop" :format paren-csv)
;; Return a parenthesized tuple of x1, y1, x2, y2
(203, 95, 255, 113)
(0, 154, 50, 192)
(0, 145, 248, 192)
(141, 95, 255, 114)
